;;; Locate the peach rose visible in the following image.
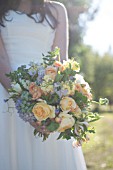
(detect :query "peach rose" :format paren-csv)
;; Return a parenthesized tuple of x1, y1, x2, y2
(75, 83, 83, 92)
(57, 113, 75, 132)
(53, 61, 64, 72)
(71, 105, 82, 117)
(60, 97, 76, 111)
(32, 102, 55, 121)
(29, 82, 42, 100)
(75, 83, 92, 100)
(45, 66, 57, 80)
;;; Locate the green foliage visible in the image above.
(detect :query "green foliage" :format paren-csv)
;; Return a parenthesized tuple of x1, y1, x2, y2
(83, 114, 113, 170)
(99, 98, 109, 105)
(72, 44, 96, 83)
(73, 91, 88, 109)
(92, 54, 113, 103)
(86, 112, 100, 123)
(55, 67, 76, 82)
(73, 44, 113, 104)
(34, 129, 50, 141)
(41, 93, 60, 105)
(6, 65, 30, 90)
(47, 122, 59, 132)
(57, 129, 72, 140)
(43, 47, 60, 65)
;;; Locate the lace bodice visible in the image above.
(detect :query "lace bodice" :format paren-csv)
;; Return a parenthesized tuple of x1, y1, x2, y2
(1, 10, 55, 70)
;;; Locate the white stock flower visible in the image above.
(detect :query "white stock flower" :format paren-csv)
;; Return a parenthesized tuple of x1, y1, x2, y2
(11, 83, 22, 93)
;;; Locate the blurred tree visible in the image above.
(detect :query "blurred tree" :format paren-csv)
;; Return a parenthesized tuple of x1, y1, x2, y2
(92, 53, 113, 103)
(53, 0, 99, 56)
(74, 44, 96, 84)
(72, 44, 113, 104)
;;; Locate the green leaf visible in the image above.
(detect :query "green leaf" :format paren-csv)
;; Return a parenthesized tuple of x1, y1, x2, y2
(34, 129, 38, 136)
(55, 74, 64, 82)
(43, 47, 60, 66)
(99, 98, 109, 105)
(47, 122, 59, 132)
(57, 132, 64, 140)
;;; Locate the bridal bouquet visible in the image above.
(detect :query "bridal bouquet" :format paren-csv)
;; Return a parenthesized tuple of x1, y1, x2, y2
(5, 48, 108, 145)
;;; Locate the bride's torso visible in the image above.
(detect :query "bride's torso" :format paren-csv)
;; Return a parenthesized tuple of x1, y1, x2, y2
(0, 10, 55, 70)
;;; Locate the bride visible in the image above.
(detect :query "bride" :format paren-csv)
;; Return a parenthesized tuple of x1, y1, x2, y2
(0, 0, 87, 170)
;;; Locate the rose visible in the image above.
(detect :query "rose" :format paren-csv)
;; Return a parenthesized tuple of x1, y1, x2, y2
(60, 97, 76, 111)
(45, 66, 57, 80)
(29, 82, 42, 100)
(71, 105, 82, 117)
(53, 61, 64, 72)
(75, 83, 83, 92)
(32, 102, 55, 121)
(57, 113, 75, 132)
(75, 83, 92, 100)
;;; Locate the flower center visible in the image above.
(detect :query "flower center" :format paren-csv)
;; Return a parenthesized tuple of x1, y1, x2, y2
(37, 107, 45, 116)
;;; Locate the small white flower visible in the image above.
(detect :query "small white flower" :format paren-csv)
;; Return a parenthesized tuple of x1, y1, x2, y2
(20, 80, 30, 89)
(75, 74, 85, 84)
(11, 83, 22, 93)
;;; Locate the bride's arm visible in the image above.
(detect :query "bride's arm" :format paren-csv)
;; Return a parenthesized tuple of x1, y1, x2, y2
(50, 1, 69, 61)
(0, 34, 11, 90)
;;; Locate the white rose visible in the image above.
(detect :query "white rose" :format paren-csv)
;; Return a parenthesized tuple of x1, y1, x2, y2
(57, 112, 75, 132)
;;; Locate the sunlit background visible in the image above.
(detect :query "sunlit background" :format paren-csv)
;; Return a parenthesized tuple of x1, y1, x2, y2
(84, 0, 113, 55)
(56, 0, 113, 169)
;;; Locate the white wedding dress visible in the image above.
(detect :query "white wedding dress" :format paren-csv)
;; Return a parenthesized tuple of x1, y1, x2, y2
(0, 10, 87, 170)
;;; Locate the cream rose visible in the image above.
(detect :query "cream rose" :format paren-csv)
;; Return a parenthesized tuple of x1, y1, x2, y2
(60, 97, 76, 111)
(32, 102, 55, 121)
(57, 113, 75, 132)
(45, 66, 57, 80)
